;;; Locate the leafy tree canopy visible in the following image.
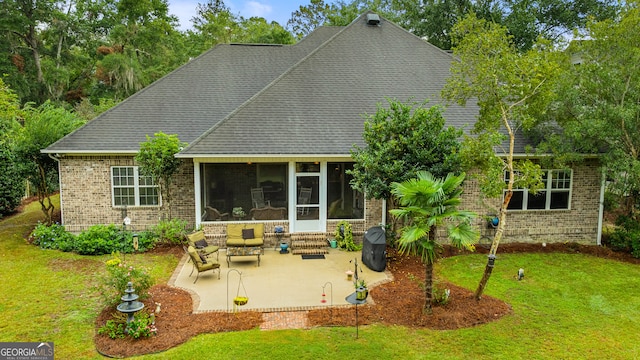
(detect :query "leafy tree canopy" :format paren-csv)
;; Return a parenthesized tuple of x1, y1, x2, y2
(442, 13, 561, 299)
(135, 132, 187, 219)
(538, 2, 640, 217)
(349, 98, 463, 201)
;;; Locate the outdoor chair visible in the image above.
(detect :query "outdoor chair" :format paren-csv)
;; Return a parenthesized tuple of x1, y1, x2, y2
(204, 206, 229, 221)
(251, 187, 270, 208)
(186, 246, 220, 283)
(297, 187, 312, 215)
(249, 205, 287, 220)
(186, 230, 219, 261)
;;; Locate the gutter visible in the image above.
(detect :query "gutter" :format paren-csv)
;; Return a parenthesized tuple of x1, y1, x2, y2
(596, 169, 605, 246)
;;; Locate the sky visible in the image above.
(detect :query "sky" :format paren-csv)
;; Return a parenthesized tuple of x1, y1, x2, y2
(168, 0, 310, 30)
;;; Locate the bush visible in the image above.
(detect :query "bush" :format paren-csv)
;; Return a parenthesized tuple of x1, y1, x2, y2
(74, 224, 123, 255)
(335, 220, 361, 251)
(30, 222, 159, 255)
(0, 146, 24, 217)
(608, 215, 640, 258)
(151, 218, 188, 245)
(119, 231, 158, 253)
(29, 222, 76, 252)
(98, 311, 157, 340)
(97, 253, 153, 306)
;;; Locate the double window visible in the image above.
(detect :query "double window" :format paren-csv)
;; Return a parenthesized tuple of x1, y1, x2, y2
(506, 170, 572, 211)
(111, 166, 159, 207)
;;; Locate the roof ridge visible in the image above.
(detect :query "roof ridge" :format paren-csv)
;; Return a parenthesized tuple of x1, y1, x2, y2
(181, 13, 379, 154)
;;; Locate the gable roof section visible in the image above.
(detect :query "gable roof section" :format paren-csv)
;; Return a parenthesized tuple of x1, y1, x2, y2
(180, 13, 480, 157)
(44, 26, 342, 154)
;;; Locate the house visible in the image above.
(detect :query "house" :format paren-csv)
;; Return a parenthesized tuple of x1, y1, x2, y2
(43, 12, 604, 246)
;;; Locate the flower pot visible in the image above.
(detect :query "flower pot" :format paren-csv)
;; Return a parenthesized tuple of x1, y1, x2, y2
(233, 296, 248, 306)
(279, 242, 289, 253)
(346, 271, 354, 281)
(356, 286, 368, 301)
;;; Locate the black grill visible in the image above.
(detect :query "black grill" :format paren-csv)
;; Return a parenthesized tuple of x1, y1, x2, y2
(362, 226, 386, 272)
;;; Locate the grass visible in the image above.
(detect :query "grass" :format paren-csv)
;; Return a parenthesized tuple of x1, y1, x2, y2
(2, 198, 640, 359)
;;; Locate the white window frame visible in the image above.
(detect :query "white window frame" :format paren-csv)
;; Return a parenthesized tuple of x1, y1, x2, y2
(111, 166, 160, 207)
(505, 169, 573, 211)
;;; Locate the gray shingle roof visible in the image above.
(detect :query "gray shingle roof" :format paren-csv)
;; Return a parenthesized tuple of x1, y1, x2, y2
(44, 27, 341, 153)
(46, 13, 487, 156)
(181, 14, 480, 156)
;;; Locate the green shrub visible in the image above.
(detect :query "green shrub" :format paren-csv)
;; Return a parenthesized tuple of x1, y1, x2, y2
(98, 319, 125, 339)
(335, 220, 361, 251)
(0, 146, 23, 217)
(74, 224, 123, 255)
(29, 222, 76, 252)
(98, 311, 156, 340)
(608, 216, 640, 258)
(97, 253, 153, 306)
(126, 311, 157, 339)
(119, 231, 158, 253)
(151, 218, 188, 245)
(30, 222, 158, 255)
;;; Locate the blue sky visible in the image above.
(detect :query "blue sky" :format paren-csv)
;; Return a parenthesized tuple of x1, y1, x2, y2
(168, 0, 310, 30)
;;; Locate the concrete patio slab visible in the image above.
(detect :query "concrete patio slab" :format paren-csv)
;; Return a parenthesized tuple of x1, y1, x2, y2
(169, 248, 391, 313)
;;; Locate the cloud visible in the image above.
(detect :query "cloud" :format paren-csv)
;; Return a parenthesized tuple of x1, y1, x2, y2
(243, 1, 273, 19)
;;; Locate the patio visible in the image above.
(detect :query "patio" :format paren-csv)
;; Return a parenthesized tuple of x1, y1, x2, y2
(169, 248, 391, 312)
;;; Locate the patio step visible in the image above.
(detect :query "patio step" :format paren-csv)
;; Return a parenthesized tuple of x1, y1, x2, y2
(290, 233, 329, 255)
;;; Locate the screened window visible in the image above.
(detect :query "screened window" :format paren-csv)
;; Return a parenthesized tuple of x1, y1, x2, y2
(327, 163, 364, 219)
(111, 167, 159, 207)
(506, 170, 572, 211)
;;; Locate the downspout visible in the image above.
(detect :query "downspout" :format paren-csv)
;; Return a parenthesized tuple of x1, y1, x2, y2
(48, 153, 63, 225)
(193, 161, 201, 229)
(596, 168, 606, 246)
(381, 198, 387, 227)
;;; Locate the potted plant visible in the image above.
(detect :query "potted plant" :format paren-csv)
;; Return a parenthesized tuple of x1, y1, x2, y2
(233, 296, 248, 306)
(232, 207, 245, 219)
(334, 220, 359, 251)
(355, 279, 368, 300)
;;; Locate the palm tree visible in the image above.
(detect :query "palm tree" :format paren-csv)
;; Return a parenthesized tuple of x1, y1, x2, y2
(390, 171, 478, 313)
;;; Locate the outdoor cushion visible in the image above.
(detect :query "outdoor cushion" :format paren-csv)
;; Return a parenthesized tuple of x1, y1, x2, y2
(194, 239, 208, 248)
(242, 228, 254, 239)
(226, 223, 264, 247)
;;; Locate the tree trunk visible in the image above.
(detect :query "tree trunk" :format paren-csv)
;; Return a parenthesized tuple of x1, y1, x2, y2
(424, 261, 433, 314)
(36, 163, 54, 225)
(475, 119, 516, 300)
(474, 260, 495, 300)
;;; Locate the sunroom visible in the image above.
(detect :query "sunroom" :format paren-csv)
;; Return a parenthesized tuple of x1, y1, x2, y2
(194, 160, 365, 235)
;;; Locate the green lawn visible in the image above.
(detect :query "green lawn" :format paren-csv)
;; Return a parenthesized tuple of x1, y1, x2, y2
(2, 199, 640, 359)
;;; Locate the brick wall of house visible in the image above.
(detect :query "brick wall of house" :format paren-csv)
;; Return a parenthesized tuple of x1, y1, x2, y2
(458, 159, 601, 244)
(59, 157, 601, 244)
(58, 156, 195, 232)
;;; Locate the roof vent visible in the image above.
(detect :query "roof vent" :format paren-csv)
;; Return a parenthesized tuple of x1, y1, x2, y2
(366, 14, 381, 26)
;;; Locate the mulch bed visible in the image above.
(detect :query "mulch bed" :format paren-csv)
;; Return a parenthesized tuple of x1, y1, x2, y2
(94, 242, 640, 358)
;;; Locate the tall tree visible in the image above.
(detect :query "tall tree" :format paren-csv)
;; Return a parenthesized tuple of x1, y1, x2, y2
(541, 3, 640, 219)
(15, 101, 84, 223)
(349, 99, 462, 206)
(0, 0, 62, 102)
(287, 0, 335, 40)
(394, 0, 620, 50)
(0, 79, 24, 216)
(441, 13, 561, 300)
(390, 171, 477, 313)
(135, 132, 186, 220)
(287, 0, 397, 40)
